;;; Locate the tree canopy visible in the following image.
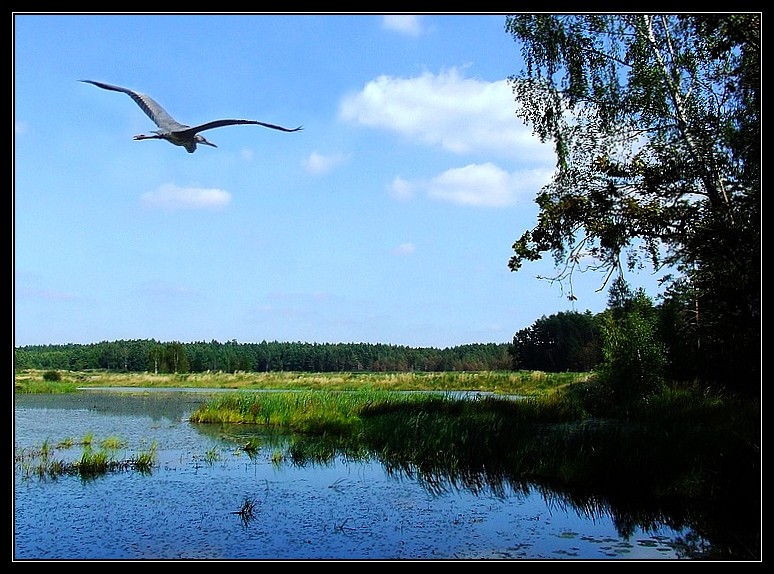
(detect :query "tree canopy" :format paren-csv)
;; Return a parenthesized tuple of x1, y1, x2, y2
(505, 14, 760, 393)
(14, 339, 514, 374)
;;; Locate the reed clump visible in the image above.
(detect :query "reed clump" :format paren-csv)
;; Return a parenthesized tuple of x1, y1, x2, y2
(190, 389, 409, 435)
(189, 384, 758, 513)
(15, 435, 158, 480)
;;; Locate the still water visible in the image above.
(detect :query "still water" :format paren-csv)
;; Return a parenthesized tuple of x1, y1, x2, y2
(14, 390, 696, 561)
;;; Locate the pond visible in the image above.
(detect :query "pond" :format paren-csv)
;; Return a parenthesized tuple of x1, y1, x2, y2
(14, 390, 704, 561)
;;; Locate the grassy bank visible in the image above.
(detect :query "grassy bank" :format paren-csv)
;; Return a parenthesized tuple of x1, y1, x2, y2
(13, 368, 760, 558)
(189, 385, 760, 560)
(13, 369, 591, 396)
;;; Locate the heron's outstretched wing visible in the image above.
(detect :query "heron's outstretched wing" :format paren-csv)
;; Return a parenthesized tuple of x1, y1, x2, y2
(80, 80, 189, 131)
(81, 79, 303, 148)
(184, 119, 303, 136)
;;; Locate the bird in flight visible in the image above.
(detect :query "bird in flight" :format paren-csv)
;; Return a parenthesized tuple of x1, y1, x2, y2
(80, 80, 302, 153)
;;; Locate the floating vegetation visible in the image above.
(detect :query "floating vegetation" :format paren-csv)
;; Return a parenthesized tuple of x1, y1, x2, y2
(14, 436, 158, 480)
(270, 450, 285, 466)
(204, 447, 220, 465)
(100, 435, 127, 450)
(231, 497, 256, 526)
(240, 437, 261, 454)
(236, 437, 262, 460)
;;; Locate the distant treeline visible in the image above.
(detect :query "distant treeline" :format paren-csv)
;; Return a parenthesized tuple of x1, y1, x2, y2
(18, 293, 732, 388)
(11, 309, 634, 376)
(13, 339, 517, 374)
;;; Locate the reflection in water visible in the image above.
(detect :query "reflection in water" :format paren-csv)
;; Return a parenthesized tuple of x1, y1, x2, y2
(16, 389, 205, 421)
(14, 391, 755, 560)
(219, 430, 711, 558)
(209, 417, 756, 561)
(230, 496, 257, 527)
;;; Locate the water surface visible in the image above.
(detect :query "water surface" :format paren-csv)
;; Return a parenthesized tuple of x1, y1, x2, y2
(14, 390, 696, 560)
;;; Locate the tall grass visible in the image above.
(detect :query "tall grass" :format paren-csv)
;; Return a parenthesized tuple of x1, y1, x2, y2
(190, 389, 431, 434)
(14, 378, 79, 394)
(14, 369, 591, 395)
(190, 385, 759, 514)
(15, 435, 158, 480)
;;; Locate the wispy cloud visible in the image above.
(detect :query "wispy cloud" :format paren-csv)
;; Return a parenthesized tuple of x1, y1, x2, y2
(140, 183, 231, 211)
(15, 120, 29, 135)
(15, 286, 80, 301)
(382, 15, 424, 36)
(137, 282, 197, 298)
(339, 67, 553, 163)
(392, 242, 416, 256)
(132, 282, 200, 314)
(239, 148, 254, 161)
(304, 151, 348, 175)
(387, 176, 416, 200)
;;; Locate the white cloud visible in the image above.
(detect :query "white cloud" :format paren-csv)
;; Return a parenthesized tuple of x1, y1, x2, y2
(404, 162, 554, 208)
(140, 183, 231, 211)
(382, 15, 423, 36)
(339, 67, 554, 163)
(239, 148, 255, 161)
(427, 163, 516, 207)
(15, 120, 29, 135)
(393, 242, 416, 256)
(387, 176, 416, 200)
(304, 151, 348, 175)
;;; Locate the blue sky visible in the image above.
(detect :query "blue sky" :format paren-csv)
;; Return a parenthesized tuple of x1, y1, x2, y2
(13, 14, 664, 349)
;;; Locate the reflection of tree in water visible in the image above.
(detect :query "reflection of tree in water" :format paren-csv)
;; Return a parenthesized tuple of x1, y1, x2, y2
(16, 390, 210, 422)
(233, 428, 756, 561)
(203, 393, 758, 562)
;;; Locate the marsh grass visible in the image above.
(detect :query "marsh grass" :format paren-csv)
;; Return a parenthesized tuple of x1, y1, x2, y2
(56, 437, 74, 449)
(14, 378, 79, 394)
(240, 437, 261, 457)
(15, 435, 158, 480)
(270, 450, 285, 465)
(189, 389, 447, 434)
(190, 385, 759, 510)
(204, 447, 220, 465)
(100, 435, 127, 450)
(14, 369, 591, 396)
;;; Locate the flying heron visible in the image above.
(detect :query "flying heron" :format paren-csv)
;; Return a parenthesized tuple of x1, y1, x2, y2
(80, 80, 302, 153)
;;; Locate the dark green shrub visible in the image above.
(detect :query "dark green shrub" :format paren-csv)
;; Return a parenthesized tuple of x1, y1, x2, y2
(598, 280, 665, 409)
(42, 370, 62, 382)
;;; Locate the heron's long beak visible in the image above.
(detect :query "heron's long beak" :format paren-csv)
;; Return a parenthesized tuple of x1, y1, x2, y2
(197, 136, 217, 148)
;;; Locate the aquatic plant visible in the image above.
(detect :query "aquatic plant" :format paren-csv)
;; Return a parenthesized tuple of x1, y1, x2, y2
(100, 435, 127, 450)
(14, 436, 159, 480)
(231, 497, 256, 526)
(239, 437, 261, 457)
(204, 447, 220, 465)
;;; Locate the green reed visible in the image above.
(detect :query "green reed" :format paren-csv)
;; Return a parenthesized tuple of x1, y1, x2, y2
(189, 388, 427, 434)
(191, 385, 758, 511)
(15, 435, 158, 480)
